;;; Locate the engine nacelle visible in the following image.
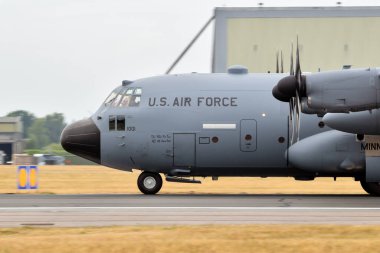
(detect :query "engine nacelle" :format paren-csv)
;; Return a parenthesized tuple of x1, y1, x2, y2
(288, 130, 365, 173)
(305, 68, 380, 113)
(322, 109, 380, 135)
(300, 98, 325, 115)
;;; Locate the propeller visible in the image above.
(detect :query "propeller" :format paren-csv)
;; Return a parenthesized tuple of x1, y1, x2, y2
(276, 51, 284, 74)
(276, 52, 279, 73)
(272, 38, 307, 144)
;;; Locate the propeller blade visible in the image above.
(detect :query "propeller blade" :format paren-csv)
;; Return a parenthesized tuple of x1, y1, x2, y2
(295, 37, 301, 79)
(296, 37, 303, 143)
(280, 51, 284, 73)
(290, 44, 294, 76)
(295, 89, 301, 142)
(289, 101, 293, 121)
(290, 98, 296, 145)
(276, 51, 279, 73)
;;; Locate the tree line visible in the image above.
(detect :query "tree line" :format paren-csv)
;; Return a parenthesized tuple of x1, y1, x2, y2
(6, 110, 66, 150)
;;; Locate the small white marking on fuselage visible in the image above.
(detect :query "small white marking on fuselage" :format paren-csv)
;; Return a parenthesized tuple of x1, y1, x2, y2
(203, 123, 236, 129)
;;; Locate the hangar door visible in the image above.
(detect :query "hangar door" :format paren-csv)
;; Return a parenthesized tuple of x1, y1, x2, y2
(173, 134, 196, 167)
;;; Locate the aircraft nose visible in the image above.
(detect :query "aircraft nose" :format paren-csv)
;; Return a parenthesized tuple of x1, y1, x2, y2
(60, 118, 101, 164)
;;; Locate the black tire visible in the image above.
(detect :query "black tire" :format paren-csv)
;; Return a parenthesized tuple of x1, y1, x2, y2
(137, 172, 163, 195)
(360, 180, 380, 196)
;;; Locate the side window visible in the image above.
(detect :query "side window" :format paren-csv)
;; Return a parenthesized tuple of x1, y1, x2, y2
(117, 116, 125, 131)
(109, 116, 116, 131)
(109, 115, 125, 131)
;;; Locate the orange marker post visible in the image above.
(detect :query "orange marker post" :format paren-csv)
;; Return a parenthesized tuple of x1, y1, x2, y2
(17, 166, 39, 190)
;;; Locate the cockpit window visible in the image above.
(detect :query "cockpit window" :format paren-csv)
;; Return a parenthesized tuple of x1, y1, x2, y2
(119, 94, 130, 107)
(134, 88, 142, 95)
(112, 93, 123, 107)
(126, 88, 134, 95)
(104, 91, 118, 106)
(105, 87, 142, 108)
(126, 88, 142, 107)
(120, 87, 142, 107)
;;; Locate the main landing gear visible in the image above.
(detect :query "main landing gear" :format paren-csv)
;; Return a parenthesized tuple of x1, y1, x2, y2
(137, 172, 163, 195)
(360, 180, 380, 196)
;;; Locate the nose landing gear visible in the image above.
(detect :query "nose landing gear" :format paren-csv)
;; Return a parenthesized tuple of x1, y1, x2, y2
(137, 172, 163, 194)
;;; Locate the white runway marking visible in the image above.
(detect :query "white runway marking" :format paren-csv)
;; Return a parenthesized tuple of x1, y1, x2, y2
(2, 195, 380, 226)
(1, 207, 380, 210)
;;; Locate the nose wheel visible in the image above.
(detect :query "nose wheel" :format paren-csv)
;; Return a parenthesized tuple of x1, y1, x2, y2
(137, 172, 163, 195)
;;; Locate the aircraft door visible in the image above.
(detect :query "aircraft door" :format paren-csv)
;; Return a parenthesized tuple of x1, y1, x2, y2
(240, 119, 257, 152)
(173, 133, 196, 167)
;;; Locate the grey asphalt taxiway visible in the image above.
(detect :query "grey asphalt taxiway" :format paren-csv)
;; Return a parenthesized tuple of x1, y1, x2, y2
(1, 194, 380, 227)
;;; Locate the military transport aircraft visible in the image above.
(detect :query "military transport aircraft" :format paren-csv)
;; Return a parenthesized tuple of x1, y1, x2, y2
(61, 43, 380, 195)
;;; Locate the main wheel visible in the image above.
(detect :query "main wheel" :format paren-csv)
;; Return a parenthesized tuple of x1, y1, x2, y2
(360, 180, 380, 196)
(137, 172, 163, 195)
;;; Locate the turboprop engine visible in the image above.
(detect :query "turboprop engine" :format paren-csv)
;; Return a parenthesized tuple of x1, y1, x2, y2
(287, 130, 365, 174)
(274, 68, 380, 114)
(305, 68, 380, 113)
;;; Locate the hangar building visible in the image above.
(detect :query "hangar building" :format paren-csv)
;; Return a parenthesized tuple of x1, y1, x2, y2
(0, 117, 24, 164)
(212, 7, 380, 73)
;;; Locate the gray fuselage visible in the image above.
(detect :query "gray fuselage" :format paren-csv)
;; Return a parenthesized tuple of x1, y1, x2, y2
(67, 72, 333, 178)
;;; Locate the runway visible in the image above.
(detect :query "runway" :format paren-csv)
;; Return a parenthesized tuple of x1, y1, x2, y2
(1, 194, 380, 227)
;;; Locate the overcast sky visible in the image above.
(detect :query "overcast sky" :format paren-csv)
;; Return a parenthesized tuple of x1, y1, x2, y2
(1, 0, 380, 123)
